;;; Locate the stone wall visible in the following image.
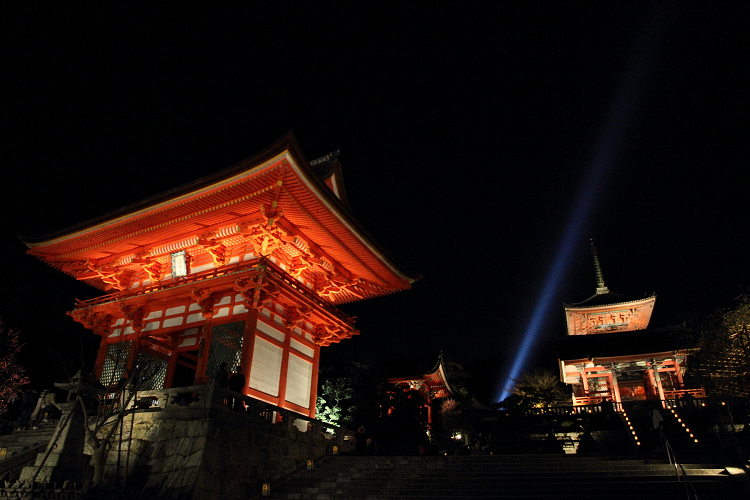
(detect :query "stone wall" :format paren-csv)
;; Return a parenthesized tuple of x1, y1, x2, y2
(91, 383, 353, 500)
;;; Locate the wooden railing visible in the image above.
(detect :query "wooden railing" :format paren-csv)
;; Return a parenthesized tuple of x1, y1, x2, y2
(124, 381, 355, 448)
(72, 258, 354, 324)
(663, 388, 706, 400)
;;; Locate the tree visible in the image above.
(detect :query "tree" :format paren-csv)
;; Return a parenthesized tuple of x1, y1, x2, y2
(505, 368, 570, 411)
(690, 295, 750, 398)
(316, 362, 387, 429)
(316, 375, 355, 428)
(442, 358, 471, 398)
(0, 319, 30, 412)
(316, 361, 429, 454)
(70, 351, 163, 489)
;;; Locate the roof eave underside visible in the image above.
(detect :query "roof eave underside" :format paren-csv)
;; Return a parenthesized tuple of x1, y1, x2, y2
(22, 133, 418, 288)
(562, 349, 698, 365)
(564, 294, 657, 312)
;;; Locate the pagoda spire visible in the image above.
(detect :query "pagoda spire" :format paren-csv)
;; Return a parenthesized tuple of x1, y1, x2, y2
(590, 238, 609, 295)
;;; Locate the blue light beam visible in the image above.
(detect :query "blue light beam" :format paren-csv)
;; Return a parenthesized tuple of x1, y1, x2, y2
(496, 6, 670, 403)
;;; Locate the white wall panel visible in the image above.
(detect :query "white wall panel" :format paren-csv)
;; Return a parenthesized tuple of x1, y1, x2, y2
(249, 337, 282, 397)
(186, 313, 204, 324)
(166, 306, 186, 316)
(285, 355, 312, 408)
(163, 317, 184, 328)
(257, 321, 285, 342)
(290, 339, 314, 358)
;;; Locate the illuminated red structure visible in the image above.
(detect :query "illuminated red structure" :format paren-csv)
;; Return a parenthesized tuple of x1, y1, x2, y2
(22, 133, 417, 417)
(558, 241, 704, 409)
(385, 353, 454, 425)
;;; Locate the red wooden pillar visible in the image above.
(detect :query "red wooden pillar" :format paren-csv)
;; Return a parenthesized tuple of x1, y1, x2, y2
(276, 316, 292, 411)
(94, 337, 109, 379)
(581, 368, 590, 395)
(195, 317, 213, 385)
(164, 349, 178, 389)
(652, 363, 666, 408)
(606, 371, 622, 410)
(308, 343, 321, 418)
(672, 360, 685, 387)
(240, 309, 259, 398)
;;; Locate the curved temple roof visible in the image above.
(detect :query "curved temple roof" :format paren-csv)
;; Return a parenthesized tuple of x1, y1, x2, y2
(22, 132, 418, 305)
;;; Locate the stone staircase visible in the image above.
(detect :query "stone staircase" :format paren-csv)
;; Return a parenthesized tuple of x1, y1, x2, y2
(271, 453, 745, 500)
(0, 420, 58, 480)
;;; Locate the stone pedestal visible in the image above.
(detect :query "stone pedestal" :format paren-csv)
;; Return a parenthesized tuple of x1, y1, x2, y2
(19, 402, 93, 487)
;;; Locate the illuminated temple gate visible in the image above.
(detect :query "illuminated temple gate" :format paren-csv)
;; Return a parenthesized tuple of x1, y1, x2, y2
(22, 133, 417, 418)
(385, 353, 455, 426)
(558, 241, 704, 409)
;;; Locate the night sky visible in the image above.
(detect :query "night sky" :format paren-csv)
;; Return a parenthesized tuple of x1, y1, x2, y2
(2, 4, 748, 401)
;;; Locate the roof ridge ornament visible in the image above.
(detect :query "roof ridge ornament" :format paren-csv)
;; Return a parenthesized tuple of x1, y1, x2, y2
(309, 150, 340, 166)
(590, 238, 609, 295)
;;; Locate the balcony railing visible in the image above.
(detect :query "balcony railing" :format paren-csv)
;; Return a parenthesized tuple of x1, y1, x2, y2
(114, 381, 355, 448)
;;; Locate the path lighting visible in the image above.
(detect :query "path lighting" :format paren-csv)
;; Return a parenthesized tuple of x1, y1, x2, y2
(307, 459, 314, 471)
(262, 484, 271, 497)
(332, 445, 339, 455)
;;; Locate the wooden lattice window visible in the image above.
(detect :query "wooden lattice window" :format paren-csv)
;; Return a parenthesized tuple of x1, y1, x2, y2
(100, 340, 133, 387)
(136, 351, 168, 391)
(206, 321, 245, 375)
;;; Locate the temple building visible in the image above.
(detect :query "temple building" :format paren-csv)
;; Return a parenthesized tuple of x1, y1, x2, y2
(22, 133, 417, 418)
(384, 353, 455, 426)
(557, 241, 704, 409)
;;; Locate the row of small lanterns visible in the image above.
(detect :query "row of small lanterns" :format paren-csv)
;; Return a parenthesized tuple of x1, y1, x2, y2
(667, 407, 699, 444)
(622, 410, 641, 445)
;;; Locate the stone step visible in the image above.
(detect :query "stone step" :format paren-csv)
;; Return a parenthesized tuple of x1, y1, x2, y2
(310, 459, 716, 469)
(292, 472, 726, 486)
(289, 475, 726, 490)
(275, 478, 734, 500)
(0, 433, 55, 447)
(325, 457, 669, 463)
(309, 461, 720, 473)
(271, 487, 690, 500)
(0, 424, 57, 461)
(272, 454, 737, 500)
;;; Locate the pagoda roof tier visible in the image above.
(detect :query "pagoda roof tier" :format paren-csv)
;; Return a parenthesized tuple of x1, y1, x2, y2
(564, 294, 656, 335)
(557, 326, 695, 362)
(21, 133, 417, 304)
(564, 291, 656, 308)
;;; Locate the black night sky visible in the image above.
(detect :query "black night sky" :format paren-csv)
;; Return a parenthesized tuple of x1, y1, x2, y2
(2, 4, 748, 402)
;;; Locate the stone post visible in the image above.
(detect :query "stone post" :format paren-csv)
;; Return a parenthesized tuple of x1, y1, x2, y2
(19, 402, 92, 487)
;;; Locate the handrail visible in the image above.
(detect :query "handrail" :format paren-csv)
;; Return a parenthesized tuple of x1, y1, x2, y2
(122, 382, 356, 447)
(660, 429, 701, 500)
